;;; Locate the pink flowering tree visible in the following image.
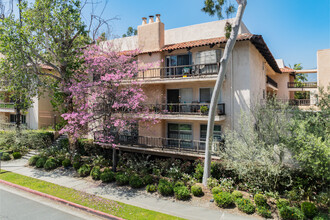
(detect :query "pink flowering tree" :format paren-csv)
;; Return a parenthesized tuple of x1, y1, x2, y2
(61, 43, 155, 158)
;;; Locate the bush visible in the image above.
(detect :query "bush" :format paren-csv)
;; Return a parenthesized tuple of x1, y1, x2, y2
(194, 163, 203, 182)
(174, 181, 185, 188)
(143, 175, 153, 185)
(129, 175, 144, 188)
(44, 158, 58, 170)
(28, 155, 40, 166)
(232, 190, 243, 200)
(212, 186, 222, 195)
(77, 164, 91, 177)
(313, 213, 329, 220)
(256, 205, 272, 218)
(214, 191, 234, 208)
(254, 193, 267, 207)
(90, 166, 101, 180)
(62, 159, 71, 168)
(116, 173, 129, 186)
(301, 202, 318, 219)
(207, 177, 219, 189)
(36, 157, 47, 168)
(100, 168, 115, 183)
(174, 186, 191, 201)
(146, 184, 157, 193)
(12, 152, 22, 159)
(279, 206, 304, 220)
(191, 185, 204, 197)
(73, 161, 81, 170)
(0, 152, 11, 161)
(158, 179, 174, 196)
(276, 199, 290, 210)
(236, 198, 256, 214)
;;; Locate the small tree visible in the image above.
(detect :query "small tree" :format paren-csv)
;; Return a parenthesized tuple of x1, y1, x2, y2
(122, 27, 137, 37)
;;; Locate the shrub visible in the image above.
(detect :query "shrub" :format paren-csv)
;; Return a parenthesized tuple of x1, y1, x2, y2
(158, 179, 174, 196)
(256, 205, 272, 218)
(73, 161, 81, 170)
(279, 206, 304, 220)
(236, 198, 256, 214)
(301, 202, 318, 219)
(90, 166, 101, 180)
(276, 198, 290, 210)
(207, 177, 219, 189)
(194, 163, 203, 182)
(143, 175, 153, 185)
(100, 169, 115, 183)
(62, 159, 71, 168)
(129, 175, 144, 188)
(313, 213, 329, 220)
(174, 181, 185, 188)
(116, 173, 129, 186)
(191, 185, 204, 197)
(0, 152, 11, 161)
(78, 164, 91, 177)
(212, 186, 222, 195)
(219, 178, 234, 192)
(254, 194, 267, 207)
(174, 186, 191, 201)
(44, 158, 58, 170)
(214, 191, 234, 208)
(36, 157, 47, 168)
(28, 155, 40, 166)
(12, 152, 22, 159)
(232, 190, 243, 200)
(146, 184, 157, 193)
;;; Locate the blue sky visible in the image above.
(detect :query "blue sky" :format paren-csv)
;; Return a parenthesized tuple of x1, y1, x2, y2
(82, 0, 329, 81)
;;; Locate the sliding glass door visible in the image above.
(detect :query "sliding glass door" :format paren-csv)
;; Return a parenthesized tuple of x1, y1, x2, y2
(167, 123, 193, 149)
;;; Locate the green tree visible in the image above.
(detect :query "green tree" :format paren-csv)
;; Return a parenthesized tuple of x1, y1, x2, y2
(201, 0, 247, 186)
(292, 63, 309, 99)
(122, 26, 137, 37)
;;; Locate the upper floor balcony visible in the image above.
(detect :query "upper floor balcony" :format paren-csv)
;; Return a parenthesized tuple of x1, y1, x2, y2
(266, 75, 278, 88)
(0, 102, 15, 113)
(287, 82, 317, 88)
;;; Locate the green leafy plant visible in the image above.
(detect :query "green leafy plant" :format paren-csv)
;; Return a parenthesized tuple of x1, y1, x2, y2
(116, 173, 129, 186)
(279, 206, 304, 220)
(0, 152, 11, 161)
(193, 163, 203, 182)
(236, 198, 256, 214)
(73, 161, 81, 170)
(143, 175, 154, 185)
(174, 186, 191, 201)
(219, 178, 234, 192)
(62, 159, 71, 168)
(77, 164, 91, 177)
(214, 191, 234, 208)
(44, 158, 58, 170)
(207, 177, 219, 189)
(301, 201, 318, 219)
(254, 194, 267, 207)
(200, 105, 208, 114)
(28, 155, 40, 166)
(232, 190, 243, 200)
(158, 179, 174, 196)
(129, 175, 144, 188)
(256, 205, 272, 218)
(212, 186, 222, 195)
(100, 168, 115, 183)
(35, 157, 47, 168)
(12, 152, 22, 159)
(191, 185, 204, 197)
(90, 166, 101, 180)
(146, 184, 157, 193)
(276, 198, 290, 210)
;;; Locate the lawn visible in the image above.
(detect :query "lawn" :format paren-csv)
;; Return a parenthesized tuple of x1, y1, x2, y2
(0, 170, 185, 220)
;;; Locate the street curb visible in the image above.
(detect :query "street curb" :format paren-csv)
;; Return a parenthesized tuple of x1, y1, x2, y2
(0, 179, 124, 220)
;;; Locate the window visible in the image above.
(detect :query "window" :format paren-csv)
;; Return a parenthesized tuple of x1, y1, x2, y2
(167, 123, 193, 149)
(10, 114, 26, 124)
(199, 88, 222, 103)
(165, 53, 192, 76)
(200, 124, 222, 142)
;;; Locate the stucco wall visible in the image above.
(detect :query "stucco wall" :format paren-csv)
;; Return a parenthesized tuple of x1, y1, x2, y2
(38, 91, 55, 129)
(317, 49, 330, 91)
(139, 120, 165, 138)
(138, 21, 164, 52)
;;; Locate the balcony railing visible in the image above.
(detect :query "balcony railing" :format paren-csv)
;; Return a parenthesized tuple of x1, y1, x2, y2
(94, 133, 223, 154)
(277, 99, 311, 106)
(137, 63, 220, 80)
(0, 102, 15, 109)
(266, 76, 278, 88)
(146, 103, 225, 116)
(287, 82, 317, 88)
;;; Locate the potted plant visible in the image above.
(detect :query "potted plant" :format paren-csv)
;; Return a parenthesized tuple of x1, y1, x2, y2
(200, 105, 209, 114)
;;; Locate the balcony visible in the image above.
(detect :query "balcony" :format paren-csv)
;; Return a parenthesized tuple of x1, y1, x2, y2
(277, 99, 312, 106)
(287, 82, 317, 88)
(146, 103, 225, 116)
(0, 102, 15, 112)
(137, 63, 219, 80)
(266, 76, 278, 88)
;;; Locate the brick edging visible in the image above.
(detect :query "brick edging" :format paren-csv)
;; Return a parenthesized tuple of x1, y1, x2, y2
(0, 179, 124, 220)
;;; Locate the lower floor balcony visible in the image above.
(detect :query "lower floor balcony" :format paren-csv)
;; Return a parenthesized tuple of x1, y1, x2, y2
(275, 99, 312, 106)
(0, 103, 15, 113)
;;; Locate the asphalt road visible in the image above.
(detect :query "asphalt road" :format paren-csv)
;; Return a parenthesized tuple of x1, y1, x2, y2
(0, 185, 103, 220)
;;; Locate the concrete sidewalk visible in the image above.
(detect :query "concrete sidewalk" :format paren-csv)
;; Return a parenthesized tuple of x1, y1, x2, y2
(1, 156, 257, 220)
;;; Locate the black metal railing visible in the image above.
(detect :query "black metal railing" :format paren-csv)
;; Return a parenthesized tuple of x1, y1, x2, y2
(94, 132, 223, 154)
(146, 103, 225, 116)
(137, 63, 220, 80)
(266, 76, 278, 88)
(287, 82, 317, 88)
(277, 99, 311, 106)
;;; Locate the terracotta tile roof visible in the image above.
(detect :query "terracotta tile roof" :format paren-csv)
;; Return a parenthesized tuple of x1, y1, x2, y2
(280, 66, 295, 73)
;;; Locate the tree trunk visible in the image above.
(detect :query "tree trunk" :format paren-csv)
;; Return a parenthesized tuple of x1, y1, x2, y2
(112, 148, 117, 172)
(202, 0, 247, 186)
